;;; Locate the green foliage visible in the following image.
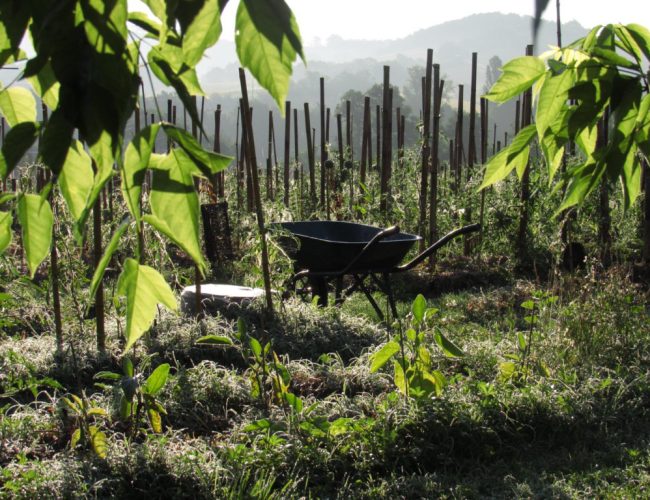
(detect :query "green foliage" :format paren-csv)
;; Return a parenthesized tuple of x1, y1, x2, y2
(62, 393, 109, 459)
(0, 0, 303, 356)
(370, 294, 462, 399)
(95, 358, 171, 434)
(117, 258, 177, 353)
(481, 23, 650, 212)
(235, 0, 305, 111)
(17, 194, 53, 278)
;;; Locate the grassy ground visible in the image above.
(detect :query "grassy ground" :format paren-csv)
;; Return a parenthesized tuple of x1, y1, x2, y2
(2, 257, 649, 498)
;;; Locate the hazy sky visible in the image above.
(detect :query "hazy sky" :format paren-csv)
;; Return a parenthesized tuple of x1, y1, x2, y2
(126, 1, 650, 44)
(216, 0, 650, 44)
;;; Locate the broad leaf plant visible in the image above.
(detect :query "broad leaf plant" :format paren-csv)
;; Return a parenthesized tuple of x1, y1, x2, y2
(481, 23, 650, 213)
(0, 0, 304, 353)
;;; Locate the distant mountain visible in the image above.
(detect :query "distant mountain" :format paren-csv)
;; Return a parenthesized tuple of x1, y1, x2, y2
(200, 12, 588, 103)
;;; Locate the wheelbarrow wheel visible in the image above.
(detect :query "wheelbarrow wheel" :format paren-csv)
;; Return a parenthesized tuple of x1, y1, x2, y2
(282, 274, 312, 301)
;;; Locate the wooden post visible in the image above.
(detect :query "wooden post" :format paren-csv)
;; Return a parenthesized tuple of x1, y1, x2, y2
(320, 77, 326, 208)
(235, 106, 242, 210)
(464, 52, 478, 256)
(455, 84, 464, 190)
(304, 103, 317, 204)
(479, 97, 488, 246)
(375, 104, 381, 172)
(380, 66, 392, 214)
(598, 108, 611, 266)
(214, 105, 224, 199)
(360, 96, 370, 191)
(516, 45, 534, 263)
(239, 68, 273, 312)
(419, 49, 433, 250)
(429, 65, 443, 261)
(326, 107, 331, 143)
(283, 101, 291, 207)
(266, 110, 274, 200)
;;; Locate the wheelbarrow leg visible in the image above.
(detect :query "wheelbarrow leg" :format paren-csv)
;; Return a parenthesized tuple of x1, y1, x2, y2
(382, 272, 399, 320)
(310, 276, 328, 307)
(354, 274, 384, 321)
(334, 276, 344, 306)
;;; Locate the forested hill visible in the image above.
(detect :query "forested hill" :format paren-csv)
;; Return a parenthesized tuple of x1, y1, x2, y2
(200, 12, 588, 101)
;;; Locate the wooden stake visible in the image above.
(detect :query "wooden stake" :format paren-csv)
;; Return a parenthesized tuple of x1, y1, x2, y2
(283, 101, 291, 207)
(239, 68, 273, 312)
(419, 49, 433, 250)
(320, 77, 326, 208)
(304, 103, 317, 204)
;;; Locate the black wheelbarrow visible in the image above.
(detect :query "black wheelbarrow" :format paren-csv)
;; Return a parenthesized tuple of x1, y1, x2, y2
(271, 220, 481, 320)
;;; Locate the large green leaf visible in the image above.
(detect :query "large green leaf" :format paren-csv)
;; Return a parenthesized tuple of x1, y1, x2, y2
(58, 141, 93, 221)
(88, 425, 107, 459)
(0, 87, 37, 127)
(144, 148, 206, 272)
(479, 124, 536, 189)
(370, 341, 400, 373)
(181, 0, 222, 67)
(433, 330, 465, 358)
(89, 218, 129, 300)
(0, 211, 12, 255)
(484, 57, 545, 104)
(536, 69, 576, 141)
(636, 94, 650, 159)
(117, 258, 177, 353)
(625, 24, 650, 61)
(27, 61, 60, 110)
(0, 121, 40, 179)
(411, 294, 426, 325)
(80, 0, 128, 55)
(0, 1, 30, 67)
(39, 109, 75, 175)
(235, 0, 304, 111)
(122, 124, 160, 223)
(17, 194, 53, 278)
(162, 124, 232, 177)
(558, 160, 605, 213)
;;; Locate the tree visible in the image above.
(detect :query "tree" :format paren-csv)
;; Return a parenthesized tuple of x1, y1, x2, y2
(482, 56, 503, 95)
(0, 0, 304, 353)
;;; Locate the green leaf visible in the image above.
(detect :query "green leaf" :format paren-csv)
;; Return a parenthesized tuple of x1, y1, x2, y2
(626, 24, 650, 61)
(17, 194, 53, 278)
(88, 425, 107, 458)
(58, 141, 94, 221)
(370, 341, 400, 373)
(144, 148, 206, 272)
(0, 1, 29, 67)
(0, 87, 37, 127)
(162, 124, 232, 177)
(117, 258, 178, 353)
(557, 160, 605, 213)
(89, 218, 129, 300)
(392, 359, 407, 395)
(39, 109, 75, 175)
(484, 56, 545, 104)
(411, 294, 426, 324)
(143, 363, 170, 396)
(479, 124, 536, 189)
(614, 25, 645, 64)
(93, 371, 121, 381)
(80, 0, 128, 55)
(591, 47, 637, 69)
(536, 69, 576, 141)
(182, 0, 222, 67)
(433, 330, 464, 358)
(517, 332, 527, 351)
(127, 11, 163, 38)
(283, 392, 303, 413)
(235, 0, 304, 111)
(0, 211, 12, 255)
(70, 428, 81, 449)
(28, 61, 60, 110)
(197, 335, 234, 345)
(636, 94, 650, 159)
(521, 299, 535, 310)
(122, 124, 160, 223)
(123, 356, 134, 378)
(0, 121, 40, 179)
(249, 337, 262, 358)
(148, 409, 162, 433)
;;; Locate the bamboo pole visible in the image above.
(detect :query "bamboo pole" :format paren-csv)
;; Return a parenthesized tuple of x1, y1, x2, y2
(380, 66, 391, 214)
(419, 49, 433, 250)
(464, 52, 478, 256)
(429, 67, 443, 263)
(320, 77, 326, 208)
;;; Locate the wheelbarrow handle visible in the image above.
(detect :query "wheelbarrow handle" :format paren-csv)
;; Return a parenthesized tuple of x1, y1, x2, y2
(396, 223, 481, 272)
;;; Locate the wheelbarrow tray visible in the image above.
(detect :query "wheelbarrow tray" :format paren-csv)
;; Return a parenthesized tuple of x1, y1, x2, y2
(273, 221, 422, 273)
